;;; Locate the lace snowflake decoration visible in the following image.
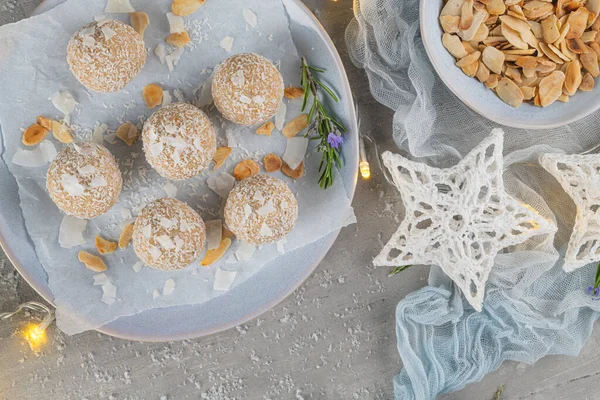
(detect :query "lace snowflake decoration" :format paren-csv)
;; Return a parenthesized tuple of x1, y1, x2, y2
(374, 129, 557, 311)
(540, 153, 600, 272)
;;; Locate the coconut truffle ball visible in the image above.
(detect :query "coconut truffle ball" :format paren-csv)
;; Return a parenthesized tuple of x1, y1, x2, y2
(67, 20, 146, 92)
(142, 103, 217, 181)
(46, 142, 122, 219)
(133, 198, 206, 271)
(224, 175, 298, 245)
(212, 53, 284, 126)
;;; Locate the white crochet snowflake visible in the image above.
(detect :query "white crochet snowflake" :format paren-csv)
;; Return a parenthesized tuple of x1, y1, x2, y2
(374, 129, 557, 311)
(540, 153, 600, 272)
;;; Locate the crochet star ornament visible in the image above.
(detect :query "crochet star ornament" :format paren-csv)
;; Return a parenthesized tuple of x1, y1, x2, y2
(540, 153, 600, 272)
(374, 129, 556, 311)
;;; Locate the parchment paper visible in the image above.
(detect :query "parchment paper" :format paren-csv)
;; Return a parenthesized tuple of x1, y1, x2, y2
(0, 0, 355, 334)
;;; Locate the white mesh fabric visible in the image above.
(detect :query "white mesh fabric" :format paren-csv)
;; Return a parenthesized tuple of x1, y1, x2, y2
(346, 0, 600, 398)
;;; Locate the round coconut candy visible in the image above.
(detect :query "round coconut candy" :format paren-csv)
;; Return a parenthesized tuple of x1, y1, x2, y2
(46, 142, 122, 219)
(224, 174, 298, 245)
(67, 19, 146, 93)
(133, 198, 206, 271)
(212, 53, 284, 126)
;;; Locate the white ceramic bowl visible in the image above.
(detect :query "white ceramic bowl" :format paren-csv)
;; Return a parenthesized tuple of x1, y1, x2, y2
(420, 0, 600, 129)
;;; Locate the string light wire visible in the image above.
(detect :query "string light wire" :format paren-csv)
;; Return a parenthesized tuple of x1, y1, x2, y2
(1, 301, 54, 349)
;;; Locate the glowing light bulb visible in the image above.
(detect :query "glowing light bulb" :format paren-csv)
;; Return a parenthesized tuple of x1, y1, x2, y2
(360, 161, 371, 179)
(24, 323, 47, 350)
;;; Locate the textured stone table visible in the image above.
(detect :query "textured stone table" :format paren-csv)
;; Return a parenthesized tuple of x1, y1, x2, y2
(1, 1, 599, 399)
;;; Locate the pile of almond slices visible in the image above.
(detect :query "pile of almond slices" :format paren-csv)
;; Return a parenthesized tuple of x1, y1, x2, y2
(439, 0, 600, 107)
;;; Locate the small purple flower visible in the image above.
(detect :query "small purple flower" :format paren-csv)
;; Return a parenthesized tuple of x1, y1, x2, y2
(327, 132, 344, 149)
(588, 286, 600, 298)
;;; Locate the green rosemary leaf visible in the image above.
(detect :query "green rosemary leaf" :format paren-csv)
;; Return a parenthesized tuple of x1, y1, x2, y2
(308, 66, 326, 73)
(313, 79, 339, 102)
(388, 265, 413, 277)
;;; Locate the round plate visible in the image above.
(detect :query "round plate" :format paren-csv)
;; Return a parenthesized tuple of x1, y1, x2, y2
(420, 0, 600, 130)
(0, 0, 358, 341)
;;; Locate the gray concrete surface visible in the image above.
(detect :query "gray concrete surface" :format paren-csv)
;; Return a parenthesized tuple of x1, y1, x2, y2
(0, 1, 598, 399)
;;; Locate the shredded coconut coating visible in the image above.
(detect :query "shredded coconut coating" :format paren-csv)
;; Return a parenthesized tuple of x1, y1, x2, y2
(212, 53, 284, 126)
(67, 20, 147, 93)
(133, 198, 206, 271)
(224, 175, 298, 245)
(46, 142, 122, 219)
(142, 102, 217, 180)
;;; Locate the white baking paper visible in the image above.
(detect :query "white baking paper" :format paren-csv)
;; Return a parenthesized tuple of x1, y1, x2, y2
(0, 0, 356, 334)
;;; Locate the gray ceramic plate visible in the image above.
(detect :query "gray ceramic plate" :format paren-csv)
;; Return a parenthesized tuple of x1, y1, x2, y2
(0, 0, 358, 341)
(421, 0, 600, 129)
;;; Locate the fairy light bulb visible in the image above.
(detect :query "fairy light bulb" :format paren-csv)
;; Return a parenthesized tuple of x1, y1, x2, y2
(359, 135, 371, 180)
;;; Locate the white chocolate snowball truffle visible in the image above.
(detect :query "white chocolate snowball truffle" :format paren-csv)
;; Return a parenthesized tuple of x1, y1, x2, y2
(133, 198, 206, 271)
(212, 53, 284, 126)
(224, 175, 298, 245)
(67, 20, 146, 92)
(46, 142, 122, 219)
(142, 102, 217, 180)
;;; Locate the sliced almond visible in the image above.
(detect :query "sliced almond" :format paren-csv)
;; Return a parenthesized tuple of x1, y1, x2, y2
(538, 71, 566, 106)
(534, 93, 542, 106)
(472, 23, 490, 42)
(36, 116, 52, 130)
(143, 84, 163, 109)
(567, 37, 588, 53)
(564, 60, 583, 94)
(476, 61, 491, 81)
(116, 122, 139, 146)
(589, 41, 600, 57)
(566, 7, 589, 38)
(172, 0, 205, 16)
(529, 20, 544, 38)
(539, 42, 565, 63)
(264, 153, 282, 172)
(440, 15, 461, 33)
(96, 236, 117, 255)
(485, 0, 506, 15)
(580, 71, 595, 90)
(51, 120, 74, 144)
(130, 12, 149, 36)
(555, 22, 571, 46)
(460, 61, 479, 77)
(482, 45, 505, 73)
(500, 14, 532, 34)
(460, 0, 475, 30)
(443, 33, 469, 58)
(523, 1, 554, 20)
(520, 86, 536, 100)
(166, 31, 190, 48)
(505, 66, 523, 83)
(284, 86, 305, 99)
(78, 251, 107, 272)
(541, 14, 561, 43)
(560, 40, 579, 60)
(463, 41, 477, 53)
(496, 77, 524, 107)
(485, 73, 500, 88)
(256, 121, 275, 136)
(233, 160, 260, 180)
(213, 147, 232, 169)
(119, 223, 134, 249)
(581, 47, 600, 76)
(548, 43, 572, 61)
(557, 0, 570, 19)
(201, 237, 232, 267)
(501, 23, 529, 49)
(22, 124, 48, 146)
(516, 56, 539, 68)
(458, 9, 489, 41)
(582, 30, 598, 42)
(282, 114, 309, 138)
(558, 93, 570, 102)
(282, 161, 305, 179)
(456, 50, 482, 66)
(503, 48, 537, 55)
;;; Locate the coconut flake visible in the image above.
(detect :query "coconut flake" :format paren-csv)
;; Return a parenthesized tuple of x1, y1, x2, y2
(59, 215, 87, 249)
(174, 235, 184, 250)
(259, 223, 273, 237)
(231, 70, 245, 87)
(61, 174, 85, 196)
(149, 142, 164, 157)
(142, 224, 152, 238)
(253, 95, 266, 104)
(165, 48, 184, 72)
(243, 9, 258, 28)
(152, 289, 161, 299)
(226, 129, 237, 148)
(196, 78, 213, 107)
(163, 279, 176, 296)
(156, 235, 175, 250)
(235, 242, 255, 261)
(180, 220, 191, 232)
(167, 12, 185, 33)
(101, 26, 116, 40)
(92, 123, 108, 144)
(159, 217, 175, 229)
(214, 269, 237, 291)
(205, 220, 223, 250)
(148, 245, 162, 260)
(220, 36, 234, 52)
(78, 165, 96, 175)
(163, 182, 178, 198)
(101, 281, 117, 305)
(82, 36, 96, 47)
(207, 173, 236, 198)
(274, 103, 286, 130)
(93, 273, 109, 286)
(133, 261, 144, 273)
(277, 237, 287, 254)
(105, 0, 135, 13)
(155, 44, 166, 64)
(51, 91, 77, 116)
(79, 26, 96, 37)
(94, 15, 108, 23)
(12, 140, 57, 167)
(90, 176, 107, 188)
(173, 89, 185, 103)
(162, 91, 173, 106)
(282, 137, 309, 170)
(239, 95, 252, 104)
(257, 200, 275, 216)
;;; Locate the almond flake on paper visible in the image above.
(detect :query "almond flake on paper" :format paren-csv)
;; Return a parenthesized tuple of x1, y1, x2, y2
(105, 0, 135, 13)
(243, 9, 258, 28)
(220, 36, 234, 52)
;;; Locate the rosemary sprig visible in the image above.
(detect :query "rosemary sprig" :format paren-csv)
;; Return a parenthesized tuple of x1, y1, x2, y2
(388, 265, 413, 277)
(300, 57, 346, 189)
